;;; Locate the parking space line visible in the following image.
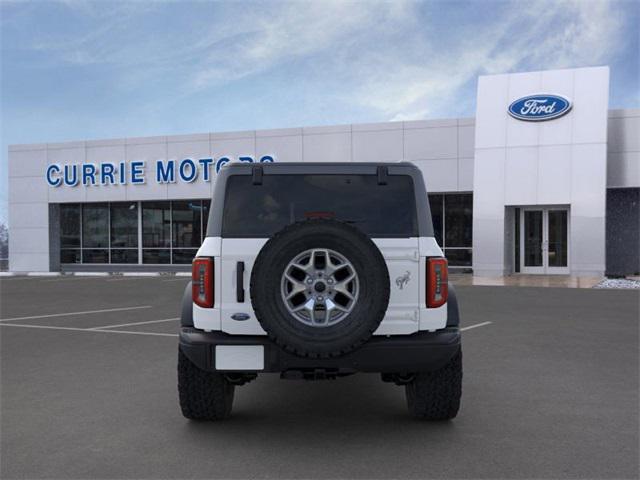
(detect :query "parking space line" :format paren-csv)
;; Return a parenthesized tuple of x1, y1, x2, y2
(1, 277, 45, 282)
(0, 323, 177, 337)
(460, 321, 492, 331)
(105, 277, 155, 282)
(90, 317, 179, 330)
(0, 305, 152, 322)
(42, 277, 108, 283)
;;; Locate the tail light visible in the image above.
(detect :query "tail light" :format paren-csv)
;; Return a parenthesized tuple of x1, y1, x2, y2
(426, 257, 448, 308)
(192, 257, 214, 308)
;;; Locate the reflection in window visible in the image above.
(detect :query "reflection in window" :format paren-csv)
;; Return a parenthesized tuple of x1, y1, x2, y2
(60, 249, 81, 264)
(111, 249, 138, 264)
(142, 202, 171, 248)
(60, 204, 81, 248)
(172, 248, 198, 264)
(172, 201, 201, 248)
(444, 248, 472, 267)
(83, 204, 109, 248)
(57, 199, 249, 265)
(428, 193, 473, 267)
(143, 249, 170, 264)
(444, 194, 473, 248)
(82, 249, 109, 264)
(428, 194, 443, 247)
(202, 200, 211, 234)
(222, 175, 418, 238)
(111, 203, 138, 248)
(548, 210, 568, 267)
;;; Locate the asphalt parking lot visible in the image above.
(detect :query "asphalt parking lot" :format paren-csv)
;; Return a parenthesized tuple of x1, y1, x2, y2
(1, 276, 638, 479)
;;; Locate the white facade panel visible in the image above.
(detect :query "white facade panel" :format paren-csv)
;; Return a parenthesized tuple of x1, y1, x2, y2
(352, 128, 403, 162)
(457, 125, 475, 158)
(572, 67, 610, 145)
(9, 202, 48, 229)
(607, 152, 640, 188)
(10, 176, 48, 203)
(473, 148, 505, 219)
(8, 147, 47, 178)
(256, 127, 302, 137)
(570, 216, 606, 276)
(412, 159, 458, 192)
(404, 126, 457, 160)
(48, 184, 87, 203)
(303, 132, 351, 162)
(9, 253, 50, 272)
(255, 135, 302, 163)
(571, 143, 607, 217)
(472, 147, 506, 275)
(458, 157, 474, 191)
(85, 184, 127, 203)
(504, 147, 538, 205)
(209, 136, 255, 159)
(537, 145, 572, 204)
(7, 227, 49, 254)
(607, 115, 640, 153)
(475, 74, 509, 148)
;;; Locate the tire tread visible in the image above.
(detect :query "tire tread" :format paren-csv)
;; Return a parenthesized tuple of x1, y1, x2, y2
(178, 349, 235, 420)
(406, 348, 462, 420)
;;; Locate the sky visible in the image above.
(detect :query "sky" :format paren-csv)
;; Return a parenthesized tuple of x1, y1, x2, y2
(1, 0, 638, 225)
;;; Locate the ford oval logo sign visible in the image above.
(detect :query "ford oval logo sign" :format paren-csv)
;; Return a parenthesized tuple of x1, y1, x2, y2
(508, 94, 572, 121)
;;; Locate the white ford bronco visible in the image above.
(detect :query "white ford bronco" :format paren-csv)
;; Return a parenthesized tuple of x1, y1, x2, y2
(178, 162, 462, 420)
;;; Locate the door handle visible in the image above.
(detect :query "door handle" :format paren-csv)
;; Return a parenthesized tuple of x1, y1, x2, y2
(236, 261, 245, 303)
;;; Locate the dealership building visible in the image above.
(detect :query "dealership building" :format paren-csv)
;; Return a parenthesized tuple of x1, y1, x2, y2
(7, 66, 640, 276)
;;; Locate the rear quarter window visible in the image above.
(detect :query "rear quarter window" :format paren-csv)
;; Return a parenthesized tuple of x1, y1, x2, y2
(221, 174, 418, 238)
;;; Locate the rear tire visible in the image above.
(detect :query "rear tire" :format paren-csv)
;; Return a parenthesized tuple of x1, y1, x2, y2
(405, 348, 462, 420)
(178, 349, 235, 420)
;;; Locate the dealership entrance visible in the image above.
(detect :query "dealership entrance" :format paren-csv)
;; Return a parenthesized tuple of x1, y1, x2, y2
(515, 207, 570, 275)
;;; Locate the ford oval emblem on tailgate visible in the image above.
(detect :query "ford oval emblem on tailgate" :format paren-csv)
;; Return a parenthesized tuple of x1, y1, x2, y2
(231, 313, 250, 321)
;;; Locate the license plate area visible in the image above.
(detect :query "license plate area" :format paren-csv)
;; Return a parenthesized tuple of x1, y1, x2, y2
(215, 345, 264, 371)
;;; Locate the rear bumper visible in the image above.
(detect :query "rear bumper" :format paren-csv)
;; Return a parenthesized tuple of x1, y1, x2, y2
(179, 327, 461, 374)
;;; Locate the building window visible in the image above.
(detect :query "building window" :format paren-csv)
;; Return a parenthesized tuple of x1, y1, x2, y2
(429, 195, 444, 246)
(59, 199, 210, 266)
(110, 202, 138, 264)
(171, 200, 201, 264)
(428, 193, 473, 267)
(142, 201, 171, 264)
(82, 203, 109, 263)
(60, 204, 81, 263)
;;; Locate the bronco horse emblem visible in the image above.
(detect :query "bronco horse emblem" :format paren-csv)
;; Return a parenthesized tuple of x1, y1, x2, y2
(395, 270, 411, 290)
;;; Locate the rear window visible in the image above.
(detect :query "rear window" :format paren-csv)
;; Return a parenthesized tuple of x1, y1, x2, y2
(221, 174, 418, 237)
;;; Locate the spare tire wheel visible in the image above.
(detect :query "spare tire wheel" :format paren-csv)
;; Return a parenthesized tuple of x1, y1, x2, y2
(250, 219, 390, 358)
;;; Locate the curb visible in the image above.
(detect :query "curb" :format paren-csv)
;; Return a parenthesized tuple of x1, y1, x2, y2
(2, 271, 190, 278)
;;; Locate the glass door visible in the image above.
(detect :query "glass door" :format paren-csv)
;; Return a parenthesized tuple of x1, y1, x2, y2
(521, 209, 545, 274)
(519, 208, 569, 274)
(546, 209, 569, 274)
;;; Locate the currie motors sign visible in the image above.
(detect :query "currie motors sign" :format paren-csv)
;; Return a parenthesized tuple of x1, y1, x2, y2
(46, 155, 275, 187)
(508, 94, 572, 121)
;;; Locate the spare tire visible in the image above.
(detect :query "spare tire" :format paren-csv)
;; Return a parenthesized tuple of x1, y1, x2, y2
(250, 219, 390, 358)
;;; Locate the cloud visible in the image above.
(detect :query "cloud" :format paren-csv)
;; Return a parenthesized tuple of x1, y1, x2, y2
(351, 0, 626, 121)
(189, 1, 415, 90)
(4, 0, 631, 122)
